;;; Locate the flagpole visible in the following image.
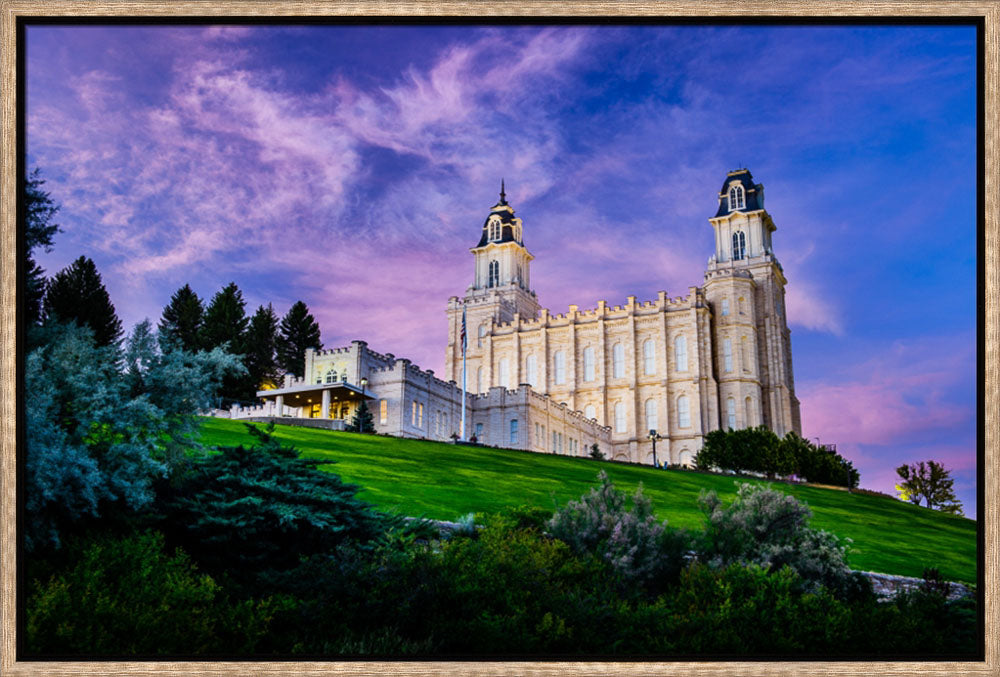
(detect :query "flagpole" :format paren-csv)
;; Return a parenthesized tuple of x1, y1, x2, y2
(461, 306, 467, 441)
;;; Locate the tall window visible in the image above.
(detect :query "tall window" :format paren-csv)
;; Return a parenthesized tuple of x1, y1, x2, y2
(553, 350, 566, 385)
(475, 422, 483, 440)
(721, 298, 730, 316)
(489, 219, 501, 241)
(741, 336, 751, 373)
(510, 419, 519, 445)
(612, 343, 624, 378)
(614, 402, 626, 433)
(488, 260, 500, 287)
(325, 369, 338, 384)
(745, 397, 753, 426)
(726, 398, 736, 429)
(525, 354, 537, 388)
(583, 346, 595, 382)
(498, 358, 509, 389)
(732, 231, 746, 260)
(675, 335, 688, 372)
(723, 338, 733, 373)
(476, 367, 484, 393)
(645, 398, 658, 432)
(477, 324, 486, 347)
(379, 399, 388, 425)
(729, 184, 745, 210)
(678, 395, 691, 428)
(418, 403, 424, 428)
(552, 430, 558, 453)
(738, 296, 746, 314)
(584, 404, 596, 420)
(643, 339, 655, 375)
(411, 401, 418, 426)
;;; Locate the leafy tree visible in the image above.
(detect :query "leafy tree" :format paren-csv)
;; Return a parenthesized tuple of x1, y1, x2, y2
(42, 256, 123, 348)
(276, 300, 322, 378)
(896, 461, 963, 515)
(589, 443, 604, 460)
(201, 282, 250, 401)
(345, 400, 375, 433)
(23, 168, 61, 328)
(245, 303, 281, 391)
(158, 283, 204, 352)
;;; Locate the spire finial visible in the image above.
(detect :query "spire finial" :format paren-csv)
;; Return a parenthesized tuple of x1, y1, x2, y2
(500, 178, 506, 203)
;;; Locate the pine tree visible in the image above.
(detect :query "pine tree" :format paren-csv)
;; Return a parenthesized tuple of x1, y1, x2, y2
(201, 282, 249, 403)
(23, 168, 61, 328)
(158, 284, 204, 352)
(245, 303, 280, 391)
(43, 256, 123, 348)
(345, 400, 375, 433)
(276, 300, 322, 378)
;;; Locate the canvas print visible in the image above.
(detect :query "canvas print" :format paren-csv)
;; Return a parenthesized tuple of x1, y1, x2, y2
(19, 21, 979, 659)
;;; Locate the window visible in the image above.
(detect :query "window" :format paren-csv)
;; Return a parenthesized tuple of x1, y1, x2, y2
(741, 336, 751, 372)
(584, 404, 596, 420)
(675, 335, 688, 372)
(726, 398, 736, 429)
(478, 324, 486, 347)
(489, 218, 501, 241)
(614, 402, 626, 433)
(341, 373, 347, 382)
(723, 339, 733, 373)
(534, 422, 540, 445)
(411, 401, 418, 426)
(583, 346, 595, 382)
(379, 399, 387, 425)
(488, 260, 500, 287)
(554, 350, 566, 385)
(721, 298, 730, 316)
(558, 432, 563, 453)
(475, 422, 483, 440)
(525, 354, 537, 388)
(643, 339, 655, 375)
(645, 398, 658, 432)
(729, 183, 745, 210)
(498, 358, 509, 389)
(552, 430, 558, 453)
(732, 231, 746, 260)
(612, 343, 624, 378)
(418, 403, 424, 428)
(678, 395, 690, 428)
(510, 419, 519, 445)
(738, 296, 746, 315)
(745, 397, 753, 426)
(325, 369, 338, 384)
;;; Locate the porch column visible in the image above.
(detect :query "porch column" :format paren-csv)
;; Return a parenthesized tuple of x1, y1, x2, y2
(275, 395, 284, 416)
(321, 389, 331, 419)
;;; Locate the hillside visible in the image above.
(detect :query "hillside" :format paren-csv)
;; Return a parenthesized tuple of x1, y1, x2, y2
(198, 418, 977, 583)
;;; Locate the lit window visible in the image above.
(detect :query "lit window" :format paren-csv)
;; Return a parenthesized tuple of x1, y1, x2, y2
(584, 404, 596, 420)
(554, 351, 566, 385)
(612, 343, 624, 378)
(614, 402, 626, 433)
(418, 403, 424, 428)
(379, 399, 387, 425)
(411, 401, 417, 426)
(729, 184, 745, 210)
(525, 354, 537, 388)
(723, 339, 733, 373)
(476, 367, 484, 393)
(583, 346, 595, 382)
(732, 231, 746, 261)
(745, 397, 753, 426)
(727, 398, 736, 429)
(678, 395, 691, 428)
(325, 369, 338, 384)
(645, 398, 658, 431)
(488, 260, 500, 287)
(675, 335, 688, 372)
(643, 340, 655, 375)
(721, 298, 729, 316)
(510, 419, 519, 445)
(498, 358, 509, 389)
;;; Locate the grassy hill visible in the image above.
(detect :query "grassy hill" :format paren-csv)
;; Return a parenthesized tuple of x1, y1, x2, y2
(198, 418, 977, 583)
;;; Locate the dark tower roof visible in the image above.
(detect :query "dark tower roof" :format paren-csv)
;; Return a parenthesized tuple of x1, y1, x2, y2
(715, 168, 765, 217)
(475, 181, 523, 248)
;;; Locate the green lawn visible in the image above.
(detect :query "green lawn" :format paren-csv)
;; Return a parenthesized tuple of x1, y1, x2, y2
(198, 417, 977, 583)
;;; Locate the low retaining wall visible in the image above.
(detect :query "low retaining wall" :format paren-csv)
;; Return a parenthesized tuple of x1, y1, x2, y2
(240, 416, 347, 432)
(858, 570, 971, 601)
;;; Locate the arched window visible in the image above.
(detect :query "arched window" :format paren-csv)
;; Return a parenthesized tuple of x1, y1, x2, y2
(675, 335, 688, 372)
(612, 343, 624, 378)
(738, 296, 746, 314)
(732, 231, 746, 260)
(553, 350, 566, 385)
(498, 358, 509, 389)
(729, 184, 745, 210)
(477, 324, 486, 348)
(643, 339, 655, 375)
(741, 336, 751, 372)
(726, 398, 736, 429)
(476, 367, 484, 393)
(525, 354, 537, 388)
(488, 260, 500, 287)
(721, 298, 730, 316)
(489, 219, 501, 241)
(745, 397, 754, 426)
(614, 401, 626, 433)
(584, 404, 596, 420)
(510, 419, 519, 445)
(678, 394, 691, 428)
(723, 338, 733, 373)
(325, 369, 338, 384)
(583, 346, 595, 382)
(645, 398, 658, 432)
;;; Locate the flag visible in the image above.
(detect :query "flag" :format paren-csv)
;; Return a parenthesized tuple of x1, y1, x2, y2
(460, 306, 467, 351)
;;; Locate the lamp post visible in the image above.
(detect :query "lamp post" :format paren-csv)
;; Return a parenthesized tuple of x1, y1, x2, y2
(359, 376, 369, 433)
(648, 429, 662, 468)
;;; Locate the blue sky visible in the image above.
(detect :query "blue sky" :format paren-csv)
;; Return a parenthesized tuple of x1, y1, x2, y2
(25, 24, 979, 514)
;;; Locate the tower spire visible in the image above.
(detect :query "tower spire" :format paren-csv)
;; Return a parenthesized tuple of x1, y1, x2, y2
(500, 178, 506, 204)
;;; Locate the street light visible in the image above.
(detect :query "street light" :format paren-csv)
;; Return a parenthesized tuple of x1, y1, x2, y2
(359, 377, 369, 433)
(648, 429, 662, 468)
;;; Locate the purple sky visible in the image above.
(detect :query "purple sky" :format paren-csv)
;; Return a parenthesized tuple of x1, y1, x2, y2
(25, 24, 978, 515)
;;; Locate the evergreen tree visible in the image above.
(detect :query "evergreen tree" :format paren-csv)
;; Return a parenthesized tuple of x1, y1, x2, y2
(201, 283, 249, 402)
(276, 300, 322, 378)
(345, 400, 375, 433)
(43, 256, 123, 348)
(23, 168, 61, 328)
(158, 284, 204, 352)
(245, 304, 281, 391)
